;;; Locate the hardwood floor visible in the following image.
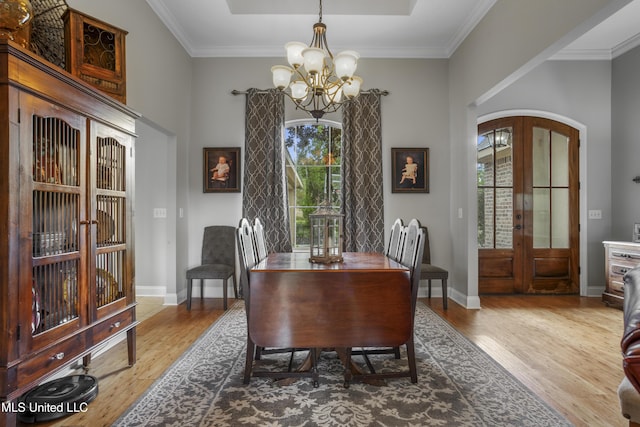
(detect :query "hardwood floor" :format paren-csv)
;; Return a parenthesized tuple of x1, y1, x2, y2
(23, 296, 626, 427)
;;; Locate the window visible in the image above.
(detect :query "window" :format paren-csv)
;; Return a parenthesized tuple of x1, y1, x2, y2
(285, 120, 342, 250)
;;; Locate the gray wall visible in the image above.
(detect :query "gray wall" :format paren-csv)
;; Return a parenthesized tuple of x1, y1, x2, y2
(188, 58, 453, 297)
(477, 60, 613, 293)
(612, 45, 640, 240)
(64, 0, 633, 305)
(67, 0, 193, 302)
(448, 0, 629, 307)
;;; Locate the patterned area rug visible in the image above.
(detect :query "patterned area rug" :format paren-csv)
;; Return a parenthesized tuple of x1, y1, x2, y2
(114, 302, 571, 426)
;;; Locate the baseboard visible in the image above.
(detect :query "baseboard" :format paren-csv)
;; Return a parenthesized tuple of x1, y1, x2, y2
(586, 285, 605, 298)
(135, 285, 166, 297)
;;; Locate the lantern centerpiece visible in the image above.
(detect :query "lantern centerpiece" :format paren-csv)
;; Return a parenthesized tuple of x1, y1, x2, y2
(309, 199, 343, 264)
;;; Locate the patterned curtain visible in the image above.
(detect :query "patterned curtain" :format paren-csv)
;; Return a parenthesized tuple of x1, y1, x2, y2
(242, 89, 292, 252)
(341, 90, 385, 252)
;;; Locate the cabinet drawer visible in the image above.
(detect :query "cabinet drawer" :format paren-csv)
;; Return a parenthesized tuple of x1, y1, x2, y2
(611, 263, 638, 277)
(19, 333, 86, 389)
(610, 279, 625, 294)
(91, 310, 134, 346)
(609, 249, 640, 266)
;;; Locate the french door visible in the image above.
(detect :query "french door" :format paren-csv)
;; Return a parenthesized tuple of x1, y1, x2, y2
(477, 116, 579, 294)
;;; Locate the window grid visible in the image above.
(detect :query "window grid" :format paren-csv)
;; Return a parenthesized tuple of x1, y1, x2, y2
(285, 120, 342, 250)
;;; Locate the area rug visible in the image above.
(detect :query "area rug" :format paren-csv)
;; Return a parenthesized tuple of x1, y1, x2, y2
(114, 302, 571, 427)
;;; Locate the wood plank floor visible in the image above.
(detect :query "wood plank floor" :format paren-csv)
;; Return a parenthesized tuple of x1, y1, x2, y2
(22, 295, 626, 427)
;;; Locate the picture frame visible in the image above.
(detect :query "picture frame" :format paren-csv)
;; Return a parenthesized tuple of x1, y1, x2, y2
(391, 148, 429, 193)
(634, 223, 640, 243)
(203, 147, 241, 193)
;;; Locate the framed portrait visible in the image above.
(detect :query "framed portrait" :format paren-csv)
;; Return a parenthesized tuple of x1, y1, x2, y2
(634, 223, 640, 243)
(391, 148, 429, 193)
(203, 147, 241, 193)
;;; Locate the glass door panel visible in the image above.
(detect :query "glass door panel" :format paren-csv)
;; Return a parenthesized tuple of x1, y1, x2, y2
(532, 127, 570, 249)
(477, 127, 513, 249)
(551, 132, 569, 187)
(533, 188, 550, 248)
(31, 115, 82, 335)
(552, 188, 570, 248)
(95, 134, 129, 313)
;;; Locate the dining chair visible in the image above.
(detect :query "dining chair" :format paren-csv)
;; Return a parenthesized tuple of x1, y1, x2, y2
(344, 218, 425, 386)
(236, 218, 317, 386)
(253, 217, 268, 261)
(385, 218, 404, 262)
(420, 226, 449, 310)
(185, 225, 237, 311)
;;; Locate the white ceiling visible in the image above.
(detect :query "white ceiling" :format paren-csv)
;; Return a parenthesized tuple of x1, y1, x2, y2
(146, 0, 640, 60)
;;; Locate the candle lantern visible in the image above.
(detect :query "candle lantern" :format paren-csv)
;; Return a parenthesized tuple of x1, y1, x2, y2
(309, 200, 343, 264)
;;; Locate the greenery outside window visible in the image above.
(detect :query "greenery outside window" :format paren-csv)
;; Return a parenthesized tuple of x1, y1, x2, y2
(285, 120, 342, 250)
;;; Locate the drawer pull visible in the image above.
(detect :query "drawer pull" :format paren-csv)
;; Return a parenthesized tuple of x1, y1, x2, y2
(111, 321, 121, 329)
(52, 352, 65, 360)
(612, 252, 640, 260)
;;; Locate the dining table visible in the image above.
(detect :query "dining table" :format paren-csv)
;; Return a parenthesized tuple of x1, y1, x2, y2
(248, 251, 412, 351)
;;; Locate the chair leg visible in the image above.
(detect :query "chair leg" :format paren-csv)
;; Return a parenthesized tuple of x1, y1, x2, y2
(223, 278, 228, 310)
(428, 279, 432, 298)
(244, 334, 255, 384)
(187, 278, 193, 311)
(442, 278, 448, 310)
(200, 279, 204, 299)
(406, 337, 418, 383)
(343, 347, 353, 388)
(232, 274, 238, 299)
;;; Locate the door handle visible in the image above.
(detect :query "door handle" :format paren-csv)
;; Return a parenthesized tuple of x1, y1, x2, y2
(514, 224, 522, 230)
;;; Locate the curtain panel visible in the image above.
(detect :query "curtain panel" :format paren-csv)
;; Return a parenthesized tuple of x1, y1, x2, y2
(242, 89, 292, 253)
(341, 90, 385, 253)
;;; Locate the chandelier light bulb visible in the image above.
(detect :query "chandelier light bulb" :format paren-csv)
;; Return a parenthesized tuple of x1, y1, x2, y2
(290, 81, 309, 101)
(301, 47, 326, 75)
(285, 42, 307, 69)
(271, 65, 293, 90)
(325, 83, 343, 104)
(334, 51, 359, 81)
(343, 76, 363, 99)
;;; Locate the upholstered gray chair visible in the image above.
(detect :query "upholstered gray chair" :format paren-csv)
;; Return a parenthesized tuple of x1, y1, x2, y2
(420, 227, 449, 310)
(186, 225, 238, 311)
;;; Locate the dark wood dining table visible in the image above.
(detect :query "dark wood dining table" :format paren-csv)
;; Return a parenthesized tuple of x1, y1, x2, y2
(249, 252, 412, 350)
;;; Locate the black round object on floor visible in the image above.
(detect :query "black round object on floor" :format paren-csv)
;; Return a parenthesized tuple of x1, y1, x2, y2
(18, 374, 98, 423)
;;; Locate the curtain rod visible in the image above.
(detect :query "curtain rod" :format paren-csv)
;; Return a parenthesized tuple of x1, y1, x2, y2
(231, 89, 389, 96)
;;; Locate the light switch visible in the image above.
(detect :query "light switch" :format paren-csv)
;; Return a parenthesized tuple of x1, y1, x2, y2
(588, 210, 602, 219)
(153, 208, 167, 218)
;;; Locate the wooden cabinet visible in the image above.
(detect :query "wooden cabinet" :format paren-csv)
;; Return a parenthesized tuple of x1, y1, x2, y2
(0, 40, 138, 424)
(603, 241, 640, 308)
(63, 8, 128, 103)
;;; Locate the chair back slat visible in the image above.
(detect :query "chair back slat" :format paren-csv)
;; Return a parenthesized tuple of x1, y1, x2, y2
(399, 219, 421, 270)
(385, 218, 404, 261)
(237, 218, 258, 312)
(253, 218, 268, 261)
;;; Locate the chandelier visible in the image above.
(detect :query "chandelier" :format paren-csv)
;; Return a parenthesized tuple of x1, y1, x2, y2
(271, 0, 362, 120)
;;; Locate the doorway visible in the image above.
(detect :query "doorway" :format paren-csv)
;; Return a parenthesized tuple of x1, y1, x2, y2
(477, 116, 579, 294)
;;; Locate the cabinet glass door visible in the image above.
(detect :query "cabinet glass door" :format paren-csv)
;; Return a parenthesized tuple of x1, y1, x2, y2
(92, 128, 132, 318)
(31, 113, 84, 338)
